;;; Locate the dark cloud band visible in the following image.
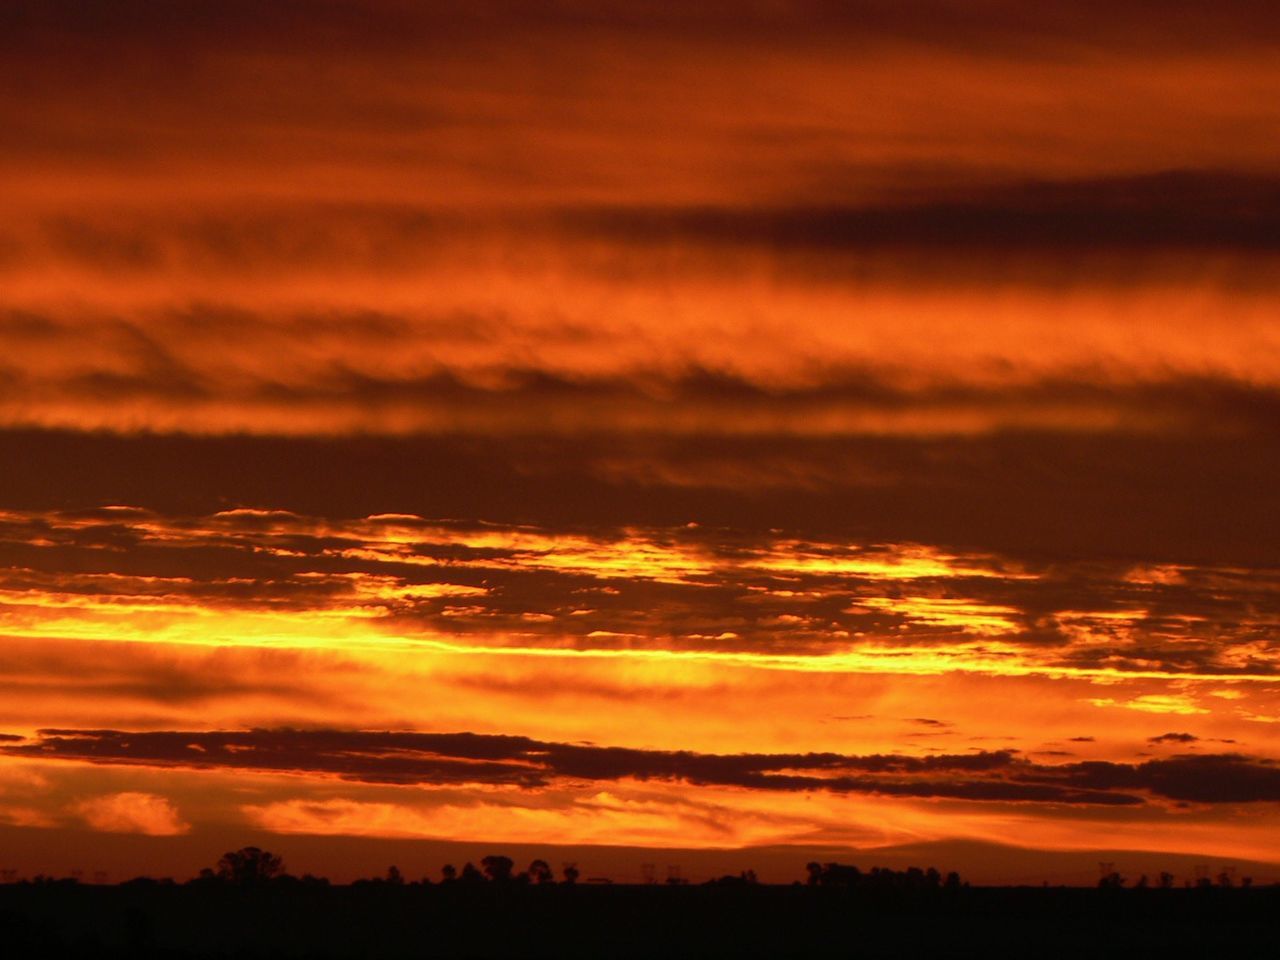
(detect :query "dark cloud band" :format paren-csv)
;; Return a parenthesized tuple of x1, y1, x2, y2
(7, 728, 1280, 806)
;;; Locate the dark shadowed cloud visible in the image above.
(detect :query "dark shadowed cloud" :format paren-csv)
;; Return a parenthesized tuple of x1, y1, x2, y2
(7, 728, 1280, 807)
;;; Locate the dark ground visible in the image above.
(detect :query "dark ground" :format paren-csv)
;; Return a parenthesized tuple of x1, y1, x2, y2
(2, 882, 1278, 959)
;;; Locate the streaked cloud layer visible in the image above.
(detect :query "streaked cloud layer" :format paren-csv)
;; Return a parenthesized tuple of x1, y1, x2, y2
(2, 505, 1279, 681)
(0, 1, 1277, 880)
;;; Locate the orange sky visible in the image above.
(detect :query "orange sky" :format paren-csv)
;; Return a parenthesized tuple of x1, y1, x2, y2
(1, 1, 1278, 884)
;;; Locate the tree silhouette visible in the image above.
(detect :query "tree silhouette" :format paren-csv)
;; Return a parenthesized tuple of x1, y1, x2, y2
(459, 862, 484, 884)
(1097, 871, 1125, 889)
(562, 863, 580, 885)
(809, 863, 862, 887)
(215, 847, 284, 886)
(441, 864, 457, 883)
(481, 855, 515, 883)
(527, 859, 553, 885)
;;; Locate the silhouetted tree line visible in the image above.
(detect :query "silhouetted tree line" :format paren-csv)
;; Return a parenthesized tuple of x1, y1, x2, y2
(3, 847, 1273, 894)
(1099, 869, 1254, 890)
(5, 849, 1279, 960)
(172, 849, 580, 889)
(182, 848, 962, 890)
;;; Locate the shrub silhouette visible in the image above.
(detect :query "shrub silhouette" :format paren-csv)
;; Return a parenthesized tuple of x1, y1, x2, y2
(805, 862, 958, 891)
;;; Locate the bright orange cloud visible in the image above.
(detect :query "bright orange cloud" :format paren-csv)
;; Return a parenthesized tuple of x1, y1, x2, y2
(74, 792, 190, 836)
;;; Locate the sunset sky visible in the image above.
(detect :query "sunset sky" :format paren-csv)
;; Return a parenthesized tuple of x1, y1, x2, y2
(1, 1, 1279, 885)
